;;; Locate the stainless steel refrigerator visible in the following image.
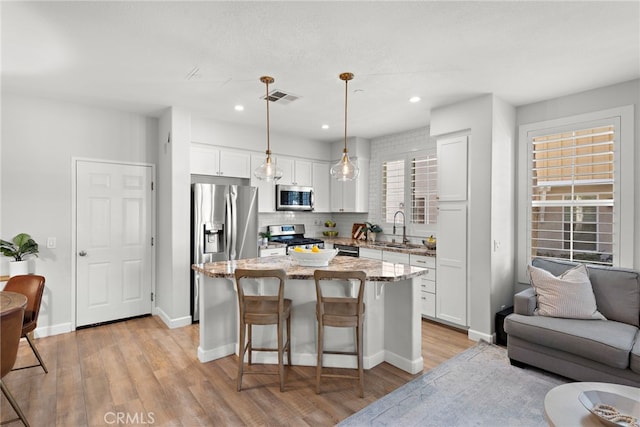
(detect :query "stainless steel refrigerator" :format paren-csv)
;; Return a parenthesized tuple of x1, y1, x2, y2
(191, 183, 258, 321)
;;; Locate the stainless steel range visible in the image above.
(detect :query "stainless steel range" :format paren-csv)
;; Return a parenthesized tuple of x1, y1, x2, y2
(267, 224, 324, 254)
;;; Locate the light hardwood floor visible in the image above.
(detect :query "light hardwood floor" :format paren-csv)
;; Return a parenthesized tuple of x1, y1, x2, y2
(1, 316, 475, 426)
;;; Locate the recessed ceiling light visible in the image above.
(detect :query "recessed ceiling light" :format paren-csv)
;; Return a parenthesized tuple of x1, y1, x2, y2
(409, 96, 421, 103)
(234, 105, 244, 111)
(321, 124, 329, 130)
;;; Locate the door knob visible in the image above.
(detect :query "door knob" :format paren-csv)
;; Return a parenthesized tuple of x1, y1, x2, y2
(79, 250, 87, 257)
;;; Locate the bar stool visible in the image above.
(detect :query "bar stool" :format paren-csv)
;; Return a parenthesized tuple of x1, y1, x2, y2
(234, 268, 292, 392)
(314, 269, 366, 397)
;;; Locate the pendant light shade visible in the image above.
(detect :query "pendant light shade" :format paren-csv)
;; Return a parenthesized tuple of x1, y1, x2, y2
(330, 72, 359, 181)
(254, 75, 283, 182)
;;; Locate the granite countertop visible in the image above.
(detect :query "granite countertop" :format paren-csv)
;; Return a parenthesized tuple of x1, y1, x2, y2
(192, 255, 428, 282)
(323, 237, 436, 257)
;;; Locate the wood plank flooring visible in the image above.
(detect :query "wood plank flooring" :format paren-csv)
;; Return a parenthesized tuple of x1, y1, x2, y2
(1, 316, 475, 426)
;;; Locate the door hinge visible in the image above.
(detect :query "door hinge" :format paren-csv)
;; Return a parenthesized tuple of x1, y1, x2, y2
(151, 292, 154, 302)
(167, 132, 171, 144)
(151, 237, 154, 246)
(151, 181, 154, 191)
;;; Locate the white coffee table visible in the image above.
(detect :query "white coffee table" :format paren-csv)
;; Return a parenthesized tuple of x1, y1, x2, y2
(544, 382, 640, 426)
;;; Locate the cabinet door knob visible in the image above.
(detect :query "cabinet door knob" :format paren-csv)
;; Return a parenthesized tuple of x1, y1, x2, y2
(79, 250, 87, 257)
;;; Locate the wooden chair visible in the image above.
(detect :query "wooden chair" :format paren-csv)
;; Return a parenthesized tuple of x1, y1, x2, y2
(1, 301, 30, 426)
(234, 268, 292, 392)
(314, 269, 366, 397)
(3, 275, 47, 373)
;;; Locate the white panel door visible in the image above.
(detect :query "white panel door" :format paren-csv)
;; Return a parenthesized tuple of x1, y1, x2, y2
(436, 203, 467, 326)
(437, 136, 468, 201)
(76, 161, 153, 326)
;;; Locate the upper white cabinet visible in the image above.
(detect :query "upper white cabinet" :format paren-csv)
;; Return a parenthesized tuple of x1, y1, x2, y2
(312, 161, 331, 212)
(330, 157, 369, 213)
(278, 157, 312, 186)
(191, 144, 251, 178)
(437, 136, 468, 201)
(436, 202, 467, 327)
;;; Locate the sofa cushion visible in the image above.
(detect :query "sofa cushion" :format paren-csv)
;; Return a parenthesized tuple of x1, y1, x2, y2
(631, 331, 640, 374)
(504, 313, 636, 369)
(528, 263, 605, 320)
(532, 258, 640, 327)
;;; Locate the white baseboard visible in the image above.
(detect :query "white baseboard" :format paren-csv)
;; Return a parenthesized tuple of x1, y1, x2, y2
(198, 343, 236, 363)
(155, 307, 192, 329)
(384, 350, 424, 374)
(34, 322, 73, 338)
(467, 328, 494, 343)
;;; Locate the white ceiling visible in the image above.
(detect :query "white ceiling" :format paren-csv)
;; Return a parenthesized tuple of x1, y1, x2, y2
(2, 1, 639, 142)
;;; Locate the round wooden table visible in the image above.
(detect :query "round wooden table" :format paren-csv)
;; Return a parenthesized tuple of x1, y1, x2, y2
(0, 291, 27, 313)
(544, 382, 640, 426)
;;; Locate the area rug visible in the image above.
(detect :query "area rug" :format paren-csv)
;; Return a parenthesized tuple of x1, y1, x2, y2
(339, 341, 569, 427)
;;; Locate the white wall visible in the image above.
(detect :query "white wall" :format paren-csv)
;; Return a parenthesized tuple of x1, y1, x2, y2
(1, 93, 158, 335)
(430, 94, 516, 342)
(516, 78, 640, 272)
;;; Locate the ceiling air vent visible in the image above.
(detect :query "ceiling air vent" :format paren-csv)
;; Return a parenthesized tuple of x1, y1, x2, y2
(262, 89, 299, 105)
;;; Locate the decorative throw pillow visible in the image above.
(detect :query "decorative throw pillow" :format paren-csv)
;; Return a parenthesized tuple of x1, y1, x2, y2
(528, 263, 606, 320)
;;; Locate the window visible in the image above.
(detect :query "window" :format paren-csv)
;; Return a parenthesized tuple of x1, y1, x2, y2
(382, 159, 404, 223)
(382, 151, 437, 228)
(530, 124, 614, 265)
(411, 153, 438, 225)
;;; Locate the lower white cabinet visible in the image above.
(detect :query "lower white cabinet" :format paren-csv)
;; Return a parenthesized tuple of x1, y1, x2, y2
(410, 255, 436, 318)
(382, 251, 409, 264)
(259, 246, 287, 257)
(359, 248, 382, 260)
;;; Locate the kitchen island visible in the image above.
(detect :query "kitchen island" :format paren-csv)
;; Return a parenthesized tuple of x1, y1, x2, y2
(192, 255, 428, 374)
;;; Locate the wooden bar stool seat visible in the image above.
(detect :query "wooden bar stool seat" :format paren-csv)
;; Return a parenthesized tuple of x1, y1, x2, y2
(314, 269, 366, 398)
(234, 268, 292, 392)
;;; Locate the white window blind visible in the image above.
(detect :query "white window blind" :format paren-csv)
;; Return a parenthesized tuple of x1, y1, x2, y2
(530, 124, 615, 265)
(411, 154, 438, 225)
(382, 159, 405, 223)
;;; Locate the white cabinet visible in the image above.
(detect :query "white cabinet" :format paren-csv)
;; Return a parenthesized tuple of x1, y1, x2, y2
(278, 157, 312, 186)
(436, 203, 467, 326)
(259, 246, 287, 257)
(411, 255, 436, 318)
(330, 158, 369, 213)
(382, 251, 410, 264)
(191, 144, 251, 178)
(250, 154, 276, 212)
(437, 136, 467, 201)
(359, 248, 382, 260)
(312, 162, 331, 212)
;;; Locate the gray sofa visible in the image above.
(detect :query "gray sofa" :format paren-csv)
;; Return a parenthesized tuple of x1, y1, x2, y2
(504, 258, 640, 386)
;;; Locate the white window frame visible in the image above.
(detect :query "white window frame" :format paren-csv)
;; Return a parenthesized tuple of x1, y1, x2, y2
(517, 105, 635, 283)
(381, 149, 437, 237)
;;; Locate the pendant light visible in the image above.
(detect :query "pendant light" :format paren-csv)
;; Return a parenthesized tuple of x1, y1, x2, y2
(330, 72, 359, 181)
(254, 75, 283, 182)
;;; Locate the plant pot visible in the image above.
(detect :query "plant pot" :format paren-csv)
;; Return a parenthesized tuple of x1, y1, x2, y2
(9, 260, 29, 277)
(367, 233, 377, 243)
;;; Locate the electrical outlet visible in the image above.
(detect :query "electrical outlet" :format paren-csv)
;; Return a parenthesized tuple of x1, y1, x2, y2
(47, 237, 56, 249)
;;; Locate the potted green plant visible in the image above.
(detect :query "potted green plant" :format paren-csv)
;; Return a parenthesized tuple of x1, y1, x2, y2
(365, 222, 382, 242)
(0, 233, 39, 276)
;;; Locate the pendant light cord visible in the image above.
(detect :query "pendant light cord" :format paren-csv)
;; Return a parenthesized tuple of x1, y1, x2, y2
(343, 75, 348, 153)
(260, 76, 274, 155)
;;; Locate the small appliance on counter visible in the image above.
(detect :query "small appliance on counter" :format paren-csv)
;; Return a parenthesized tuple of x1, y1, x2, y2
(267, 224, 324, 254)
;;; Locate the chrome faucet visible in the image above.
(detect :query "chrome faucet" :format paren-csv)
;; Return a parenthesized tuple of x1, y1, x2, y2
(393, 210, 409, 244)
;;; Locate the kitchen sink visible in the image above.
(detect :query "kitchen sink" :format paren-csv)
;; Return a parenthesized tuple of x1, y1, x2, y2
(371, 242, 424, 249)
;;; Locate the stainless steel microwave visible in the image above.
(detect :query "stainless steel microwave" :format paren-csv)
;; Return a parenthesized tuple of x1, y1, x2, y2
(276, 185, 314, 211)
